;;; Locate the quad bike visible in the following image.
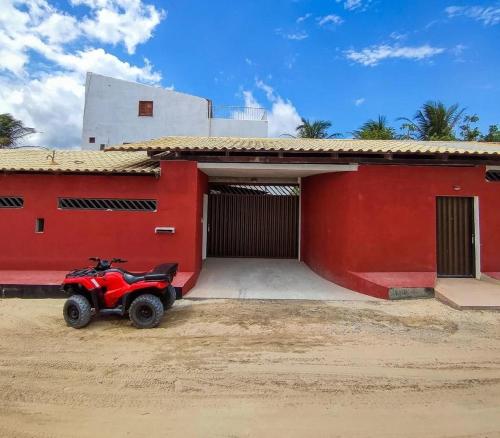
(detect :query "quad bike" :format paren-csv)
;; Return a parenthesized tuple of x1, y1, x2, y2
(62, 257, 178, 329)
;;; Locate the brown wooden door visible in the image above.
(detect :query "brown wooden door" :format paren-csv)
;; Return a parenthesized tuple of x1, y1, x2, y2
(436, 196, 475, 277)
(207, 187, 299, 258)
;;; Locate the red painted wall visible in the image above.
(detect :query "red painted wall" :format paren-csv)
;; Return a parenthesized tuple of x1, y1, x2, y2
(0, 161, 207, 274)
(301, 164, 500, 296)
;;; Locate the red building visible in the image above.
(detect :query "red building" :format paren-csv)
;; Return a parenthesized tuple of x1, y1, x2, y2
(2, 137, 500, 299)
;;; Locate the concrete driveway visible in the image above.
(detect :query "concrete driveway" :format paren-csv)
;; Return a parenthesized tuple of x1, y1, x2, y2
(186, 258, 377, 300)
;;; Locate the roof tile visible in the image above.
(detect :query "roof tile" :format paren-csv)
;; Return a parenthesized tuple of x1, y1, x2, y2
(0, 149, 158, 174)
(107, 136, 500, 156)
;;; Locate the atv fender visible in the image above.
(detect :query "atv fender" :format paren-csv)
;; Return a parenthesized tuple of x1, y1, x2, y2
(63, 283, 101, 311)
(121, 288, 171, 314)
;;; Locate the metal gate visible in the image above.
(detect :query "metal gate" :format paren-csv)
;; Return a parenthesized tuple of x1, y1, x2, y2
(207, 184, 299, 258)
(436, 196, 475, 277)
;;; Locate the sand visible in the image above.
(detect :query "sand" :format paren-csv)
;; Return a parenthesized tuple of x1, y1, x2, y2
(0, 297, 499, 437)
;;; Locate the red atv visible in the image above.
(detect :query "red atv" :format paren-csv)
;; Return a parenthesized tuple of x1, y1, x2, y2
(62, 258, 178, 329)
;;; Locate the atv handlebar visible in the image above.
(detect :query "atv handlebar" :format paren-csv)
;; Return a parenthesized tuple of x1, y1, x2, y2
(88, 257, 127, 271)
(111, 258, 128, 264)
(89, 257, 127, 263)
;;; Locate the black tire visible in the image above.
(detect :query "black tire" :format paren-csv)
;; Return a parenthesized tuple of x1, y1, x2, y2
(163, 285, 176, 310)
(129, 294, 164, 329)
(63, 295, 92, 329)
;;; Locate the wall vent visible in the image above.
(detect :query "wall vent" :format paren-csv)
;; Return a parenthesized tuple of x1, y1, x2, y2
(209, 184, 298, 196)
(58, 198, 157, 212)
(0, 196, 24, 208)
(486, 170, 500, 182)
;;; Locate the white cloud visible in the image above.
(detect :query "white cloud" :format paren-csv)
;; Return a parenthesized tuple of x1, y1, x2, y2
(390, 31, 408, 41)
(244, 80, 302, 137)
(345, 44, 445, 66)
(445, 5, 500, 25)
(35, 12, 80, 45)
(354, 98, 365, 106)
(0, 74, 85, 148)
(277, 29, 309, 40)
(337, 0, 369, 11)
(255, 79, 276, 101)
(317, 14, 344, 26)
(242, 90, 260, 108)
(72, 0, 165, 54)
(344, 0, 362, 10)
(296, 13, 312, 23)
(0, 0, 164, 148)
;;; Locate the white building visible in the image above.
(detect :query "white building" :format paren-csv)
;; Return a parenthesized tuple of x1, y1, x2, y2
(81, 73, 268, 150)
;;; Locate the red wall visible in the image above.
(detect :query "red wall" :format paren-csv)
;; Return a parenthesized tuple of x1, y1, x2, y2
(301, 164, 500, 292)
(0, 161, 207, 273)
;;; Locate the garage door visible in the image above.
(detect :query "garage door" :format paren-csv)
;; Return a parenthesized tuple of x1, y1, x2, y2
(207, 184, 299, 258)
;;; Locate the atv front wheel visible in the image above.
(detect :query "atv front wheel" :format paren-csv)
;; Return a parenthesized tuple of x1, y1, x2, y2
(129, 294, 164, 329)
(64, 295, 92, 329)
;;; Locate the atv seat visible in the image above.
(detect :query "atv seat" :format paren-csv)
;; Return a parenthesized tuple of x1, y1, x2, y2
(122, 273, 169, 284)
(122, 264, 178, 285)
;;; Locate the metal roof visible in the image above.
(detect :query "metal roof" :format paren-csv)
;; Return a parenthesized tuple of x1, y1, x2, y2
(107, 136, 500, 156)
(0, 149, 159, 174)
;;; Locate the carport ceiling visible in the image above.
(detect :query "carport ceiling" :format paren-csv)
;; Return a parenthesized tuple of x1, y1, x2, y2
(197, 163, 358, 178)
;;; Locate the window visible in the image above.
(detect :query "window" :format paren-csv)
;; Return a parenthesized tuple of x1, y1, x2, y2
(99, 144, 105, 150)
(36, 218, 45, 233)
(89, 137, 95, 143)
(58, 197, 157, 212)
(0, 196, 24, 208)
(138, 100, 153, 117)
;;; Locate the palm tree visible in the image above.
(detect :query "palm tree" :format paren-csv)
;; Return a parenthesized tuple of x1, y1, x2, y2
(352, 115, 396, 140)
(292, 118, 341, 139)
(482, 125, 500, 142)
(0, 113, 36, 148)
(398, 101, 465, 141)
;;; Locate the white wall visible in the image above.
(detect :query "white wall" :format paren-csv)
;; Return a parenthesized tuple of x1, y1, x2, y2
(81, 73, 268, 149)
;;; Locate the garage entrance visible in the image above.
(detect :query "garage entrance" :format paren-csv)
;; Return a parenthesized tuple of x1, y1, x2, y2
(207, 184, 299, 258)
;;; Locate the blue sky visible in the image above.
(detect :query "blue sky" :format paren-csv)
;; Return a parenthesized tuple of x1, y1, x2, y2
(1, 0, 499, 146)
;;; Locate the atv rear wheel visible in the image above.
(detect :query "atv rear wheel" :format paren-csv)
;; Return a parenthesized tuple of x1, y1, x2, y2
(129, 294, 164, 329)
(64, 295, 92, 329)
(163, 285, 176, 310)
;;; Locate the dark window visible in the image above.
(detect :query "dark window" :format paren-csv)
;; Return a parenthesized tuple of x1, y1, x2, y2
(0, 196, 24, 208)
(99, 144, 105, 150)
(36, 218, 45, 233)
(138, 100, 153, 117)
(58, 198, 157, 212)
(89, 137, 95, 143)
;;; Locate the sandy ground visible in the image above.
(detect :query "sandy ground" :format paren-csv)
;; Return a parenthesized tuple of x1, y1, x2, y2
(0, 298, 499, 438)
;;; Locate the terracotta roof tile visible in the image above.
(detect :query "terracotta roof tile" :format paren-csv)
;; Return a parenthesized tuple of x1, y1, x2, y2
(107, 136, 500, 156)
(0, 149, 158, 174)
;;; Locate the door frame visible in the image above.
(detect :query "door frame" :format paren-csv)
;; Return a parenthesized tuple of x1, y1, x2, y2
(202, 193, 208, 260)
(473, 196, 481, 279)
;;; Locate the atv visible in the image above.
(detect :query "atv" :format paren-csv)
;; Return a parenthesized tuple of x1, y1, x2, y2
(62, 257, 178, 329)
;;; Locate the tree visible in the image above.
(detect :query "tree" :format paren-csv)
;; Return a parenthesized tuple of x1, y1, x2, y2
(482, 125, 500, 142)
(460, 114, 481, 141)
(398, 101, 465, 141)
(0, 113, 36, 148)
(353, 115, 396, 140)
(294, 118, 341, 139)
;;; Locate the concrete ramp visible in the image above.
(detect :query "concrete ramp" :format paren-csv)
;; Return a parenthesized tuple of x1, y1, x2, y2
(435, 277, 500, 310)
(186, 258, 378, 301)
